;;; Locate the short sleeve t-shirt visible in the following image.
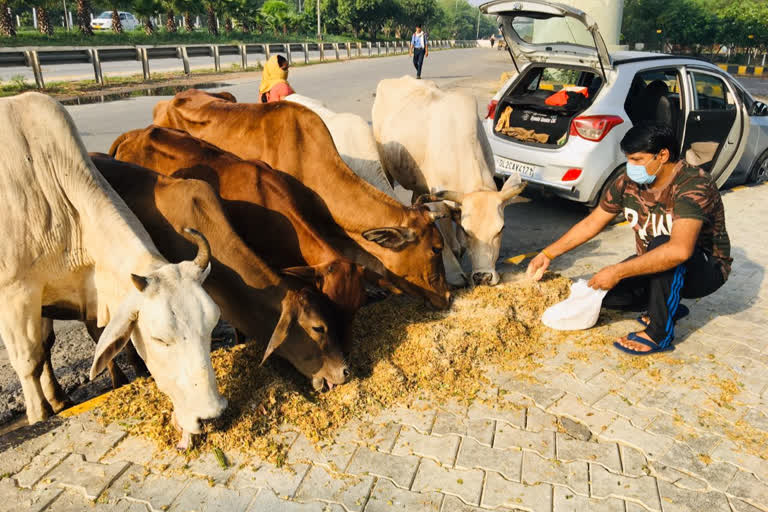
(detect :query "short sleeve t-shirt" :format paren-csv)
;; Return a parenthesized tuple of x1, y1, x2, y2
(599, 164, 732, 279)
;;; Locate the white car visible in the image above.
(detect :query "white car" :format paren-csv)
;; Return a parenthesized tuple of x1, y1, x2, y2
(481, 0, 768, 206)
(91, 11, 139, 32)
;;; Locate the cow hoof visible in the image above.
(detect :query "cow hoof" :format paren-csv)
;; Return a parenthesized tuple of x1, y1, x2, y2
(176, 430, 193, 451)
(50, 398, 74, 414)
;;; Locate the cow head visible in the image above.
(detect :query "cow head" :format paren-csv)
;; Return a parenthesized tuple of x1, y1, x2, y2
(362, 206, 451, 309)
(281, 259, 367, 314)
(260, 288, 348, 392)
(423, 175, 526, 286)
(90, 229, 226, 442)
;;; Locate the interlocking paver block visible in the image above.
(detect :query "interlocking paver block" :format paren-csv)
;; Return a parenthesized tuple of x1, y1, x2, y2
(656, 480, 731, 512)
(481, 471, 552, 511)
(346, 447, 419, 488)
(43, 453, 129, 500)
(522, 452, 588, 496)
(368, 405, 435, 434)
(590, 463, 661, 512)
(14, 451, 68, 488)
(42, 423, 126, 462)
(593, 393, 659, 429)
(229, 461, 309, 498)
(467, 401, 525, 428)
(44, 489, 147, 511)
(101, 435, 179, 470)
(727, 470, 768, 510)
(493, 424, 554, 459)
(455, 436, 521, 481)
(109, 463, 186, 511)
(552, 486, 625, 512)
(465, 419, 495, 446)
(411, 459, 483, 505)
(645, 414, 722, 455)
(431, 410, 466, 437)
(288, 432, 358, 472)
(392, 427, 460, 465)
(0, 478, 61, 512)
(656, 441, 737, 492)
(599, 418, 673, 460)
(247, 489, 339, 511)
(294, 465, 373, 512)
(525, 407, 558, 433)
(364, 478, 441, 511)
(168, 479, 254, 512)
(548, 394, 617, 435)
(0, 422, 67, 477)
(556, 435, 621, 473)
(711, 439, 768, 482)
(185, 451, 241, 486)
(729, 497, 766, 512)
(619, 445, 650, 478)
(441, 495, 495, 512)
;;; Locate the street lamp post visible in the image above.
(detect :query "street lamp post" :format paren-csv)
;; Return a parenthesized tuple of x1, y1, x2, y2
(476, 9, 480, 40)
(656, 28, 662, 53)
(317, 0, 321, 40)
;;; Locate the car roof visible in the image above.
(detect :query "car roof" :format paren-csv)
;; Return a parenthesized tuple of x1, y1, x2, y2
(611, 50, 716, 68)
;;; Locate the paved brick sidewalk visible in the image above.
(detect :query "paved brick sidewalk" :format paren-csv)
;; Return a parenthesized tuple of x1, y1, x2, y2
(1, 185, 766, 512)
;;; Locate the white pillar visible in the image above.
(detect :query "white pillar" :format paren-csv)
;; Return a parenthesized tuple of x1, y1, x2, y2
(216, 16, 220, 30)
(32, 7, 37, 29)
(762, 53, 766, 67)
(69, 11, 73, 28)
(16, 15, 20, 27)
(196, 16, 200, 28)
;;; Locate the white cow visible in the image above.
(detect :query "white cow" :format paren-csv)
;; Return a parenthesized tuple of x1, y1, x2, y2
(0, 93, 226, 449)
(373, 76, 525, 286)
(285, 93, 398, 200)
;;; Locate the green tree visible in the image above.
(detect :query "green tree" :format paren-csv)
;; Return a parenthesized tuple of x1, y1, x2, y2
(132, 0, 159, 34)
(1, 1, 15, 37)
(31, 0, 54, 36)
(76, 0, 94, 35)
(261, 0, 291, 34)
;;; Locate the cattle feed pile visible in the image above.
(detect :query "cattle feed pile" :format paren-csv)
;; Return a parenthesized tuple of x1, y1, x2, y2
(97, 274, 571, 460)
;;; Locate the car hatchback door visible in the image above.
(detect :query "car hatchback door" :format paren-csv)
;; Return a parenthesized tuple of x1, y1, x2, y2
(480, 0, 612, 81)
(681, 68, 749, 187)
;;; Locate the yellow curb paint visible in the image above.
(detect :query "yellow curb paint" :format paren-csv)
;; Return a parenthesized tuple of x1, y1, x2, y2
(731, 185, 747, 191)
(59, 391, 112, 418)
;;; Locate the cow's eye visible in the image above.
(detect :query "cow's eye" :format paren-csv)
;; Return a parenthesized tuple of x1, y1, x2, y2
(432, 247, 442, 255)
(312, 326, 326, 334)
(152, 337, 170, 346)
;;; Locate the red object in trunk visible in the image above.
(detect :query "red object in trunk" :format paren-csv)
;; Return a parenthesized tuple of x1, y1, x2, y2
(486, 100, 499, 119)
(569, 115, 624, 142)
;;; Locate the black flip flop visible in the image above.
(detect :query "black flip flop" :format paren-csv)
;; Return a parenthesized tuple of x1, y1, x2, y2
(636, 304, 689, 328)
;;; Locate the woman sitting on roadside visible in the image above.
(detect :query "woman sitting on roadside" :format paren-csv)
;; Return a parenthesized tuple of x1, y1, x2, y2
(259, 55, 295, 103)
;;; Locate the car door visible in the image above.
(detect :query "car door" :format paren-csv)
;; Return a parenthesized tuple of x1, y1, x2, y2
(681, 68, 749, 186)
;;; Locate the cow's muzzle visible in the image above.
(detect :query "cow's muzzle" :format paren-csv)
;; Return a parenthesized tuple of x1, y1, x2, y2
(472, 271, 499, 286)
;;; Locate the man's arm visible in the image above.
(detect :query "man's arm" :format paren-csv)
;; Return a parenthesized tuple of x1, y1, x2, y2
(527, 205, 616, 279)
(425, 36, 429, 56)
(588, 218, 702, 289)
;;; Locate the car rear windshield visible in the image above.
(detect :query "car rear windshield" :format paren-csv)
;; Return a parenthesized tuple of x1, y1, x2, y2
(507, 15, 594, 48)
(97, 12, 111, 19)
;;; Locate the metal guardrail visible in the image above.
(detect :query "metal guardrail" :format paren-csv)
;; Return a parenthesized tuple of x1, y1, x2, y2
(0, 39, 478, 89)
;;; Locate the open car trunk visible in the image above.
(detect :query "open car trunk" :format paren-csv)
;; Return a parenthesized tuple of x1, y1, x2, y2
(493, 66, 602, 147)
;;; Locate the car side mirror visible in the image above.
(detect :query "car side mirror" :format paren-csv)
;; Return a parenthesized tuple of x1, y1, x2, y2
(751, 101, 768, 116)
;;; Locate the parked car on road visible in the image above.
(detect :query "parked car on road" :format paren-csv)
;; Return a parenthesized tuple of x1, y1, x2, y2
(91, 11, 139, 31)
(481, 0, 768, 206)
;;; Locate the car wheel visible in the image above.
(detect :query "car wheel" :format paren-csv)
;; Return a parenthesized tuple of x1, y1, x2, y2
(747, 150, 768, 184)
(588, 165, 626, 224)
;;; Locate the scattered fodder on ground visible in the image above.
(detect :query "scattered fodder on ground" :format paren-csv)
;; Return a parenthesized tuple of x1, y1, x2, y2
(97, 275, 571, 459)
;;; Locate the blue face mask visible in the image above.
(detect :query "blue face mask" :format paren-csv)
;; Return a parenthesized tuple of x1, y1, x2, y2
(626, 154, 660, 185)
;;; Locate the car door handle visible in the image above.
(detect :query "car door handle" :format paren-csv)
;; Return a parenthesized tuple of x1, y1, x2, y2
(693, 114, 701, 121)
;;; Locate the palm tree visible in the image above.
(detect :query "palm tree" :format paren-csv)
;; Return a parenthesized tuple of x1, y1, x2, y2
(133, 0, 159, 34)
(32, 1, 54, 36)
(205, 1, 219, 35)
(162, 0, 177, 32)
(76, 0, 94, 35)
(0, 1, 15, 37)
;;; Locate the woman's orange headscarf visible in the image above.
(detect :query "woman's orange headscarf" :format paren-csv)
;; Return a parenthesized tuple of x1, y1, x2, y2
(259, 55, 289, 96)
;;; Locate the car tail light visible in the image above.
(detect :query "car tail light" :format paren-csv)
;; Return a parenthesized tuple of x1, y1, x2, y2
(569, 115, 624, 142)
(561, 168, 582, 182)
(486, 100, 499, 120)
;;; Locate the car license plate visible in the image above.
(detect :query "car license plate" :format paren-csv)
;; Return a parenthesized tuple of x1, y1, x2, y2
(495, 156, 535, 178)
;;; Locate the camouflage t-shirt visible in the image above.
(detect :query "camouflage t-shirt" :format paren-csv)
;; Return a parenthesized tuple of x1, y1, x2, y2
(599, 164, 732, 279)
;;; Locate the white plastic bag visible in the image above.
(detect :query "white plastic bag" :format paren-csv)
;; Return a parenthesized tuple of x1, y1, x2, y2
(541, 279, 608, 331)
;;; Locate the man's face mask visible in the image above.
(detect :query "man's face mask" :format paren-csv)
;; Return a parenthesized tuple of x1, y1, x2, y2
(626, 153, 662, 185)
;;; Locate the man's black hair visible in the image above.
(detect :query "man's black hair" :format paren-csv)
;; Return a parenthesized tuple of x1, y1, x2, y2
(620, 123, 680, 161)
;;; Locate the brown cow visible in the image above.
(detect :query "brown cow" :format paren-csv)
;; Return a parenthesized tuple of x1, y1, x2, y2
(89, 154, 349, 391)
(152, 90, 451, 309)
(109, 126, 367, 330)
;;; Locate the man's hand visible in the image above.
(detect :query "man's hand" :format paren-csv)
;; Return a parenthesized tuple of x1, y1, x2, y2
(425, 49, 429, 57)
(588, 265, 622, 290)
(526, 252, 551, 281)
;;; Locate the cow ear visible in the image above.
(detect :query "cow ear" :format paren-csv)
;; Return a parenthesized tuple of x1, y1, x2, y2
(90, 298, 138, 380)
(500, 175, 526, 205)
(261, 293, 297, 366)
(362, 227, 417, 249)
(281, 266, 322, 288)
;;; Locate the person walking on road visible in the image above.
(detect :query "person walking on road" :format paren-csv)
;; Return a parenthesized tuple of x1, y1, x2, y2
(527, 124, 731, 356)
(409, 24, 428, 79)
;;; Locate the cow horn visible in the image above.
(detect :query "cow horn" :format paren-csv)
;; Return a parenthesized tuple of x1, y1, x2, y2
(184, 228, 211, 269)
(427, 210, 449, 221)
(415, 193, 439, 205)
